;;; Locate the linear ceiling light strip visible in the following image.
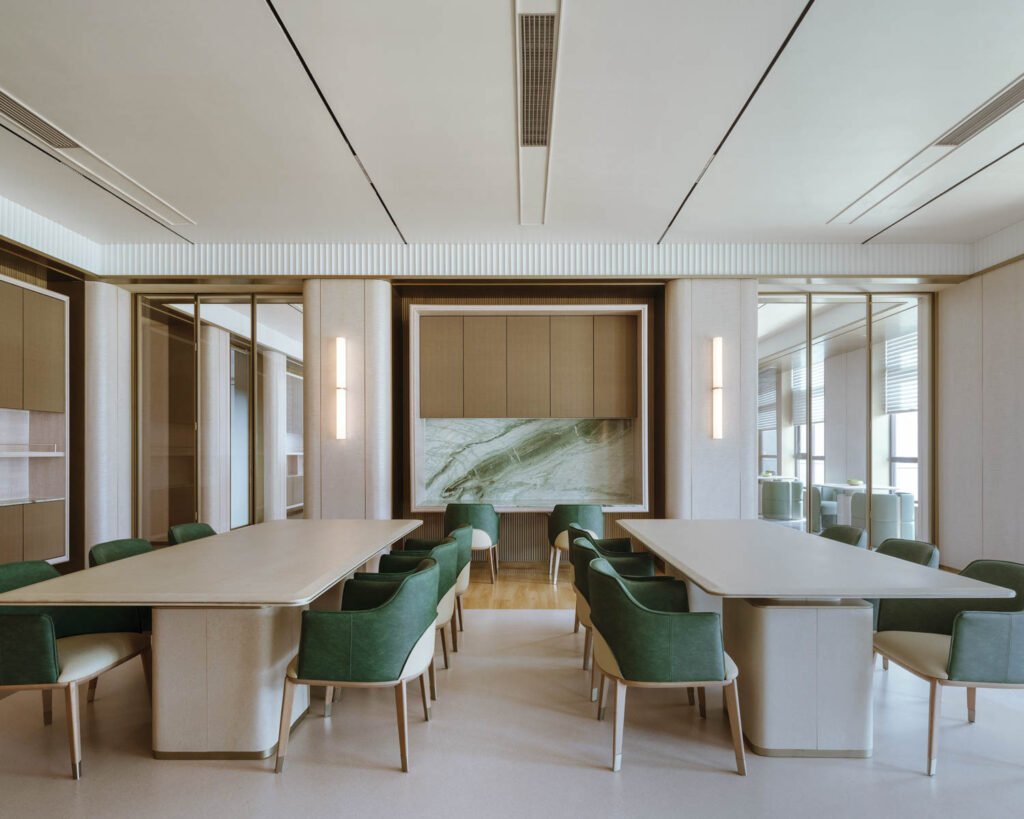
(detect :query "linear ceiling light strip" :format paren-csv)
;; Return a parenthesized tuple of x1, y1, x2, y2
(264, 0, 407, 244)
(656, 0, 818, 244)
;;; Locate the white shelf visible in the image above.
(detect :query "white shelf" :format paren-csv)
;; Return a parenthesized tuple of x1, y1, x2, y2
(0, 496, 65, 507)
(0, 451, 65, 458)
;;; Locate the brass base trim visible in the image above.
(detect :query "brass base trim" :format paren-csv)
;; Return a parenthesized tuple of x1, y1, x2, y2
(152, 707, 309, 761)
(747, 739, 871, 759)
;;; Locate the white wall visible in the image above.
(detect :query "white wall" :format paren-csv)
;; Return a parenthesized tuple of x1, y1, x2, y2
(823, 348, 868, 484)
(665, 279, 758, 519)
(937, 262, 1024, 568)
(303, 279, 392, 520)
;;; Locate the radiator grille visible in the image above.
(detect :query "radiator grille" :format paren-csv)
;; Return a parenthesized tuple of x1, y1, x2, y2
(0, 90, 78, 149)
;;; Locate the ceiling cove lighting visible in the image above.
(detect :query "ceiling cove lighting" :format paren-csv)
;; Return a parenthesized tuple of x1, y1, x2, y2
(711, 336, 723, 440)
(336, 337, 347, 440)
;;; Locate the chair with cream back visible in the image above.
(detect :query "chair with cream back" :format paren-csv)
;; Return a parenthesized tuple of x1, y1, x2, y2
(444, 503, 500, 584)
(548, 504, 604, 586)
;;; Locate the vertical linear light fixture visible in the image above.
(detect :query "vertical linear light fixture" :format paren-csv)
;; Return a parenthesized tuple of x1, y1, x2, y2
(711, 336, 724, 439)
(336, 337, 347, 440)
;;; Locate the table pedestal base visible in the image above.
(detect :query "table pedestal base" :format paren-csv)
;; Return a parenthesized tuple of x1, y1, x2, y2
(152, 606, 309, 759)
(723, 597, 874, 758)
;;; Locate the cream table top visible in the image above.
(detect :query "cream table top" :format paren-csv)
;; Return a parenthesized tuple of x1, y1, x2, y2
(618, 519, 1013, 601)
(0, 519, 421, 608)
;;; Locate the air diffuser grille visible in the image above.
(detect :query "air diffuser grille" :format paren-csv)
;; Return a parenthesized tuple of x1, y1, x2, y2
(519, 14, 556, 147)
(937, 76, 1024, 146)
(0, 90, 78, 149)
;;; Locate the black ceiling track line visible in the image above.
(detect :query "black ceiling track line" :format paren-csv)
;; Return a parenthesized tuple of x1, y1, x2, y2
(862, 138, 1024, 244)
(656, 0, 817, 244)
(264, 0, 407, 244)
(0, 122, 194, 244)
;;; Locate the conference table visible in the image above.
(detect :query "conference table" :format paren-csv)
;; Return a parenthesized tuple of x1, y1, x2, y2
(618, 519, 1012, 759)
(0, 518, 421, 759)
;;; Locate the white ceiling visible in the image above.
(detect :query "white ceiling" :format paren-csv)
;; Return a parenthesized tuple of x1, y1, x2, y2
(0, 0, 1023, 247)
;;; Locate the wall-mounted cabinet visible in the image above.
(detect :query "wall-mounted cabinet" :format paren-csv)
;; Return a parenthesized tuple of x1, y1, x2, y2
(0, 274, 69, 564)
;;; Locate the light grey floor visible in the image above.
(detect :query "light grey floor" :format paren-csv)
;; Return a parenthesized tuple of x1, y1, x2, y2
(1, 609, 1022, 819)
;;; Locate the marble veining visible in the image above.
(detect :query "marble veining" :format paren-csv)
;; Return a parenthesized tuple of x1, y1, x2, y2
(419, 418, 635, 507)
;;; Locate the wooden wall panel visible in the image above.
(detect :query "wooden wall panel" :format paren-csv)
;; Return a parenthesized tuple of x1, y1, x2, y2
(506, 316, 550, 417)
(0, 281, 23, 409)
(550, 315, 594, 417)
(419, 316, 464, 417)
(0, 505, 23, 564)
(463, 316, 507, 417)
(23, 500, 64, 561)
(22, 290, 65, 412)
(594, 315, 638, 418)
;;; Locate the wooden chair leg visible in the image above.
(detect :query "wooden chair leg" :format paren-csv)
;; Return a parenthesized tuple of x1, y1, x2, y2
(882, 656, 889, 671)
(440, 626, 450, 669)
(488, 548, 497, 584)
(428, 659, 437, 701)
(573, 609, 580, 634)
(87, 678, 98, 703)
(323, 686, 334, 717)
(697, 687, 707, 719)
(927, 680, 942, 776)
(42, 689, 53, 726)
(548, 546, 555, 580)
(687, 687, 695, 706)
(457, 596, 464, 632)
(64, 682, 81, 780)
(597, 673, 608, 720)
(552, 549, 561, 586)
(612, 680, 627, 772)
(141, 648, 153, 700)
(494, 545, 499, 572)
(724, 681, 747, 775)
(967, 687, 976, 723)
(274, 678, 297, 773)
(451, 612, 459, 652)
(395, 681, 409, 772)
(582, 626, 593, 671)
(419, 673, 431, 721)
(590, 659, 600, 702)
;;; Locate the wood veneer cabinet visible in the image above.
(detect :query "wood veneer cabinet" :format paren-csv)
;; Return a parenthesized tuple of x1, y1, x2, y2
(594, 315, 638, 418)
(23, 500, 65, 561)
(0, 281, 23, 409)
(0, 505, 23, 564)
(506, 316, 551, 417)
(420, 316, 464, 418)
(463, 316, 507, 417)
(550, 316, 595, 417)
(22, 290, 65, 412)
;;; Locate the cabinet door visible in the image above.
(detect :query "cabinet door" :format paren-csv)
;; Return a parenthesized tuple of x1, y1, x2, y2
(594, 315, 638, 418)
(22, 291, 65, 413)
(507, 316, 551, 417)
(0, 281, 23, 409)
(23, 500, 65, 561)
(0, 505, 23, 564)
(463, 316, 507, 417)
(550, 316, 594, 417)
(419, 316, 464, 417)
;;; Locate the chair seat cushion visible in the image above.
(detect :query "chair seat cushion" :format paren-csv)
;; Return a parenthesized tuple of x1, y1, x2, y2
(873, 631, 950, 680)
(56, 632, 148, 683)
(470, 528, 495, 551)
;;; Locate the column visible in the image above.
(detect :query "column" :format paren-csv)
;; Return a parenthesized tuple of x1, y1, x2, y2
(261, 349, 287, 521)
(199, 324, 231, 533)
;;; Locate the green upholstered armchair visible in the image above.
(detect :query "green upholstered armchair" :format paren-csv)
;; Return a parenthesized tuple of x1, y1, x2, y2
(567, 524, 632, 633)
(167, 522, 216, 545)
(443, 503, 500, 583)
(820, 525, 867, 548)
(0, 561, 151, 779)
(275, 559, 440, 774)
(810, 485, 838, 532)
(569, 537, 671, 701)
(405, 524, 472, 635)
(88, 537, 153, 567)
(761, 480, 803, 521)
(873, 559, 1024, 775)
(586, 558, 746, 774)
(869, 538, 940, 652)
(547, 504, 604, 584)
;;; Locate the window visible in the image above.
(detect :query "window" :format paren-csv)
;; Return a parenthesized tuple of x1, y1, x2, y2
(758, 368, 778, 474)
(890, 410, 918, 495)
(885, 331, 918, 496)
(759, 429, 777, 475)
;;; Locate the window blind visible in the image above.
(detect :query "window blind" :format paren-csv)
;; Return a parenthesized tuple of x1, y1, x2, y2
(885, 331, 918, 413)
(791, 360, 823, 426)
(758, 367, 777, 431)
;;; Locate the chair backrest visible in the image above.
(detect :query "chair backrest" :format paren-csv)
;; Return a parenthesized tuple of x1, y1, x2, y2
(168, 522, 216, 545)
(425, 538, 458, 599)
(960, 560, 1024, 613)
(850, 493, 900, 548)
(548, 504, 604, 545)
(821, 525, 867, 548)
(89, 538, 153, 567)
(897, 492, 916, 540)
(876, 538, 938, 567)
(446, 524, 473, 574)
(0, 560, 58, 595)
(443, 503, 499, 544)
(569, 537, 602, 600)
(810, 485, 838, 531)
(762, 480, 802, 520)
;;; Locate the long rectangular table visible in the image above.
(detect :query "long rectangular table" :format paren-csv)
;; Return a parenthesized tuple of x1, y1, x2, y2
(0, 518, 421, 759)
(618, 519, 1012, 758)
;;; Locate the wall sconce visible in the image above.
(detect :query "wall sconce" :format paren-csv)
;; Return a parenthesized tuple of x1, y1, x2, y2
(711, 336, 723, 439)
(336, 337, 347, 440)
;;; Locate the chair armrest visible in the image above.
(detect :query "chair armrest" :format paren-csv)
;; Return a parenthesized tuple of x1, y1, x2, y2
(948, 611, 1024, 684)
(0, 614, 60, 685)
(595, 537, 632, 554)
(378, 553, 427, 574)
(620, 576, 689, 613)
(342, 576, 403, 611)
(875, 597, 969, 636)
(605, 552, 657, 578)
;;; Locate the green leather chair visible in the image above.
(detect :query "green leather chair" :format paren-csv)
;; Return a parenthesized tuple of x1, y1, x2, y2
(275, 558, 439, 774)
(548, 504, 604, 585)
(761, 480, 803, 521)
(167, 522, 216, 545)
(587, 558, 746, 774)
(88, 537, 153, 567)
(0, 561, 151, 779)
(873, 559, 1024, 775)
(810, 485, 838, 532)
(870, 538, 940, 645)
(820, 525, 867, 548)
(404, 524, 472, 638)
(444, 503, 500, 583)
(567, 524, 632, 633)
(570, 536, 672, 701)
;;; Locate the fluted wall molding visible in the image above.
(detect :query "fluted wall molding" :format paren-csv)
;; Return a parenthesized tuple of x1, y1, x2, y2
(973, 217, 1024, 273)
(0, 195, 101, 272)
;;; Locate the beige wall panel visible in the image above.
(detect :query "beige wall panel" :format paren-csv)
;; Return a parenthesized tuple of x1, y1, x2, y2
(550, 315, 594, 417)
(22, 290, 65, 413)
(23, 499, 64, 560)
(0, 505, 23, 564)
(593, 315, 638, 418)
(507, 316, 551, 417)
(0, 281, 23, 409)
(420, 316, 464, 418)
(463, 316, 507, 417)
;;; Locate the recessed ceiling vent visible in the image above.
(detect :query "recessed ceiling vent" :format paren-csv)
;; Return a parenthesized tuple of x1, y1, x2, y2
(519, 14, 556, 147)
(937, 76, 1024, 146)
(0, 89, 78, 149)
